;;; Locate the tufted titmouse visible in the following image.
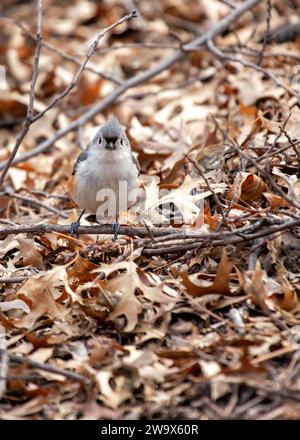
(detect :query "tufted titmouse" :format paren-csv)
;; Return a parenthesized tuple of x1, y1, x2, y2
(69, 117, 139, 239)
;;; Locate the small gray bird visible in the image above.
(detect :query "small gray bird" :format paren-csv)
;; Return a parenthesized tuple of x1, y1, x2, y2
(69, 117, 139, 239)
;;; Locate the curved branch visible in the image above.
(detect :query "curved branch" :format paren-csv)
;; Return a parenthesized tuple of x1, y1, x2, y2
(0, 0, 261, 170)
(0, 216, 299, 255)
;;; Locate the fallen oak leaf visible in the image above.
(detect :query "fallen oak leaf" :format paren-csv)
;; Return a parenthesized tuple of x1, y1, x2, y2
(263, 192, 289, 209)
(96, 371, 131, 409)
(228, 172, 268, 203)
(17, 238, 45, 270)
(107, 289, 142, 333)
(204, 204, 219, 230)
(94, 261, 173, 332)
(243, 260, 269, 313)
(14, 282, 67, 330)
(145, 175, 226, 225)
(270, 264, 298, 312)
(243, 260, 297, 312)
(68, 254, 101, 284)
(13, 265, 77, 329)
(94, 261, 172, 304)
(181, 249, 234, 297)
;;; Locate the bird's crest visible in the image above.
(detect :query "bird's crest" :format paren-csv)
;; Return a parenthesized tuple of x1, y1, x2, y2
(99, 117, 124, 138)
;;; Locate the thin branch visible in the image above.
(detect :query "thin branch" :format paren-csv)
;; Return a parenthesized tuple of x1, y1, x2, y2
(278, 125, 300, 161)
(206, 39, 298, 99)
(0, 276, 28, 284)
(0, 0, 43, 188)
(150, 219, 264, 244)
(0, 9, 137, 186)
(2, 189, 68, 219)
(16, 20, 122, 85)
(257, 0, 272, 66)
(187, 155, 229, 228)
(96, 42, 180, 52)
(142, 217, 300, 255)
(0, 348, 90, 384)
(0, 217, 272, 240)
(0, 0, 261, 170)
(256, 139, 300, 163)
(219, 0, 237, 8)
(28, 189, 70, 200)
(0, 216, 299, 255)
(223, 46, 300, 62)
(211, 115, 300, 210)
(30, 10, 137, 125)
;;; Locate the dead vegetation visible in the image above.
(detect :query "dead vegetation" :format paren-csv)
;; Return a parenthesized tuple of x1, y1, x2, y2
(0, 0, 300, 420)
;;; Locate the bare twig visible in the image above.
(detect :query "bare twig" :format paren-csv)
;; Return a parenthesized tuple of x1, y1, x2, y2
(0, 216, 273, 240)
(96, 42, 179, 52)
(257, 112, 291, 161)
(278, 125, 300, 161)
(219, 0, 237, 8)
(0, 9, 137, 186)
(0, 0, 261, 170)
(211, 114, 300, 210)
(2, 189, 68, 219)
(0, 348, 89, 384)
(151, 218, 265, 243)
(16, 20, 122, 85)
(239, 144, 300, 209)
(30, 10, 137, 125)
(257, 0, 272, 66)
(187, 155, 229, 228)
(0, 216, 299, 257)
(248, 237, 265, 270)
(257, 139, 300, 163)
(206, 39, 298, 99)
(0, 276, 29, 284)
(142, 216, 300, 255)
(0, 0, 43, 188)
(223, 46, 300, 62)
(28, 189, 70, 200)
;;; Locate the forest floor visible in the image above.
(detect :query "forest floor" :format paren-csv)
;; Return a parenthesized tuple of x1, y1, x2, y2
(0, 0, 300, 420)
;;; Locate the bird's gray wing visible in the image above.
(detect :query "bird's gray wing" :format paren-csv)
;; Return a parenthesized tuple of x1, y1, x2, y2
(131, 152, 140, 175)
(72, 150, 89, 175)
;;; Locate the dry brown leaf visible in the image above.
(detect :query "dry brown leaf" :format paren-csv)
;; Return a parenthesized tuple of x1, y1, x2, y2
(228, 172, 268, 203)
(95, 261, 173, 332)
(263, 192, 289, 209)
(182, 249, 234, 296)
(244, 260, 269, 312)
(14, 266, 75, 329)
(17, 238, 45, 270)
(96, 371, 131, 409)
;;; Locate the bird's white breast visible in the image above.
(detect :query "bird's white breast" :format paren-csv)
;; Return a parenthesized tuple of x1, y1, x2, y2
(73, 148, 139, 215)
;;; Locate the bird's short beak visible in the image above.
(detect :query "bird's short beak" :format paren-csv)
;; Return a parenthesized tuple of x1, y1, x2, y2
(105, 141, 116, 150)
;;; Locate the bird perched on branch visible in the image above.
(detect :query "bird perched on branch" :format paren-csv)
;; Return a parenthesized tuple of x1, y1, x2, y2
(69, 117, 139, 240)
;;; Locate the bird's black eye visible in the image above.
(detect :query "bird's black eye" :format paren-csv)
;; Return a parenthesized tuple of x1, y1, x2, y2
(99, 136, 103, 144)
(120, 138, 125, 146)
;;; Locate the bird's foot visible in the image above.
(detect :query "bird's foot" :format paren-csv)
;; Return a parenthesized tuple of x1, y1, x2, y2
(70, 209, 85, 235)
(112, 222, 120, 242)
(70, 219, 81, 236)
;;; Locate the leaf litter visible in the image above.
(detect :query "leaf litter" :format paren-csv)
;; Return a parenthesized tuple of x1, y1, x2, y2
(0, 0, 300, 420)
